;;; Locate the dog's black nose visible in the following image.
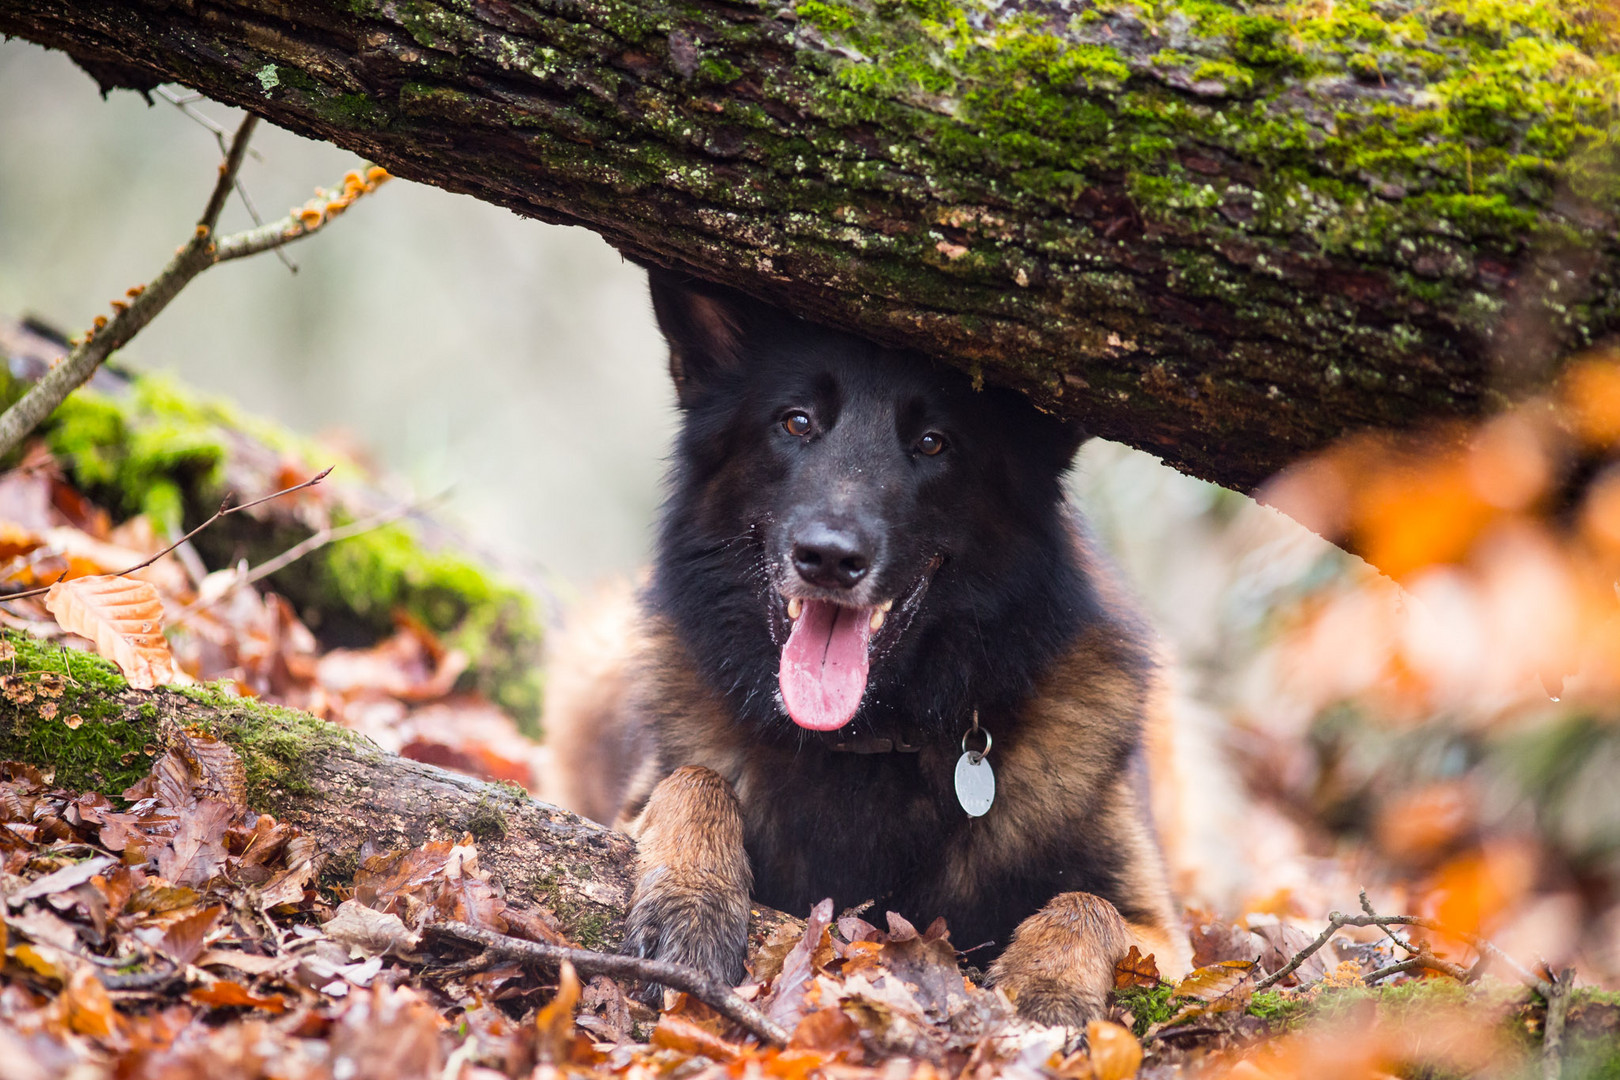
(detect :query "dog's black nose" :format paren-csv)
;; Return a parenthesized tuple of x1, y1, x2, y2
(792, 524, 870, 590)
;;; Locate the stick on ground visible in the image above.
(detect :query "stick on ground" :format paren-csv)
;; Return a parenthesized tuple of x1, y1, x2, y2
(426, 921, 792, 1047)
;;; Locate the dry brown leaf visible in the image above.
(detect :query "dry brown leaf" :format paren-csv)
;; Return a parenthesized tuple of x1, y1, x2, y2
(535, 959, 581, 1064)
(1114, 945, 1162, 990)
(59, 966, 120, 1040)
(652, 1013, 745, 1062)
(1174, 959, 1258, 1001)
(43, 575, 180, 689)
(170, 727, 249, 810)
(1086, 1020, 1143, 1080)
(188, 980, 289, 1013)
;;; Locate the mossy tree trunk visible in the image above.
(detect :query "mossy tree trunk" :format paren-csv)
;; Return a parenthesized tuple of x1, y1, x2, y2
(0, 632, 796, 951)
(2, 0, 1618, 489)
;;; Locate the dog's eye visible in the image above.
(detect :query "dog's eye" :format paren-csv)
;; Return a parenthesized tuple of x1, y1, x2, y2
(782, 411, 813, 437)
(916, 432, 947, 456)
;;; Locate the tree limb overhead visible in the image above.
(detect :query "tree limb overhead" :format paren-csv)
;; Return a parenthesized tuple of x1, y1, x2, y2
(2, 0, 1617, 488)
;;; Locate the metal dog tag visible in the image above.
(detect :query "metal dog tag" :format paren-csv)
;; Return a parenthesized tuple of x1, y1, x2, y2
(954, 751, 995, 817)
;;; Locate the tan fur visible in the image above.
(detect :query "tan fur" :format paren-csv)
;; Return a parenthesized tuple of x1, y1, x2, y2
(620, 765, 753, 993)
(537, 579, 648, 826)
(987, 892, 1131, 1025)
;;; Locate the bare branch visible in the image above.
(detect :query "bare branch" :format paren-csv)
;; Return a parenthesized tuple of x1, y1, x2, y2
(425, 921, 791, 1047)
(0, 468, 332, 603)
(1256, 907, 1558, 999)
(0, 122, 388, 460)
(1543, 967, 1575, 1080)
(168, 495, 420, 627)
(199, 113, 257, 234)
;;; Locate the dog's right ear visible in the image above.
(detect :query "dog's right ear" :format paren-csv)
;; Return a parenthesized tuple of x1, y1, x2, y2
(648, 269, 766, 408)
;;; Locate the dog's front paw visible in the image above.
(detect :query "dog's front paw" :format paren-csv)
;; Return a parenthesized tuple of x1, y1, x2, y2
(987, 892, 1130, 1027)
(622, 868, 750, 1000)
(621, 766, 753, 1003)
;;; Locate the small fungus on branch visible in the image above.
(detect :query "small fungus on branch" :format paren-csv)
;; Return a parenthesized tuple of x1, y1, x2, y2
(0, 114, 389, 460)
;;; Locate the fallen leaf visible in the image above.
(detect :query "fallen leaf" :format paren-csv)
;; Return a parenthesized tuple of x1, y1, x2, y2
(1114, 945, 1162, 990)
(765, 898, 835, 1029)
(43, 575, 180, 689)
(535, 959, 581, 1063)
(60, 966, 120, 1040)
(1174, 960, 1258, 1002)
(9, 855, 116, 902)
(1086, 1020, 1143, 1080)
(324, 899, 419, 958)
(188, 980, 289, 1013)
(652, 1013, 745, 1062)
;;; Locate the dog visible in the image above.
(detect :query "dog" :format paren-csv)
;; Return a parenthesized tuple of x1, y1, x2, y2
(542, 268, 1192, 1025)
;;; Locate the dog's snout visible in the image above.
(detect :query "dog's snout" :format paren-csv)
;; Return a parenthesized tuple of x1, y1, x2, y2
(792, 524, 871, 590)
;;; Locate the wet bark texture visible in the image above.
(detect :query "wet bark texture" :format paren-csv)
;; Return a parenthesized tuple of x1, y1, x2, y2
(2, 0, 1617, 488)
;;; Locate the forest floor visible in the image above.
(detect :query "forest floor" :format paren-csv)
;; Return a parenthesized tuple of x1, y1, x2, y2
(1, 405, 1619, 1080)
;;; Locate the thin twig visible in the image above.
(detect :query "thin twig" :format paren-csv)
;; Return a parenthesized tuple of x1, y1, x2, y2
(1543, 967, 1574, 1080)
(426, 921, 791, 1047)
(1256, 907, 1557, 998)
(0, 116, 388, 460)
(154, 87, 295, 272)
(0, 468, 331, 602)
(169, 496, 415, 627)
(198, 113, 258, 234)
(1253, 915, 1343, 992)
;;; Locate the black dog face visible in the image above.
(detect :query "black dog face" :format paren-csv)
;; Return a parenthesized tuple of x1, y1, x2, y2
(648, 270, 1096, 741)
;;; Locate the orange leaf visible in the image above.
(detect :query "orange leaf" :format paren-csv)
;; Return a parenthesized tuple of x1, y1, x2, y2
(188, 980, 289, 1013)
(535, 959, 581, 1063)
(44, 575, 180, 689)
(1114, 945, 1161, 990)
(62, 966, 120, 1040)
(1173, 960, 1257, 1002)
(1086, 1020, 1143, 1080)
(652, 1013, 745, 1062)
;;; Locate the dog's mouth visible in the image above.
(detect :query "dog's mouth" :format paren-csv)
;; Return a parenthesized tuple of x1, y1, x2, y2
(774, 558, 940, 731)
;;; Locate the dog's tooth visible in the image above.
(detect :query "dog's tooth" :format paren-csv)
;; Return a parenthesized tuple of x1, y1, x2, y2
(787, 597, 803, 620)
(880, 599, 894, 613)
(870, 609, 885, 632)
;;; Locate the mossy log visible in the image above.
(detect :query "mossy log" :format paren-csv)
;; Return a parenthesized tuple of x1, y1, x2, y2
(4, 2, 1618, 489)
(0, 631, 796, 951)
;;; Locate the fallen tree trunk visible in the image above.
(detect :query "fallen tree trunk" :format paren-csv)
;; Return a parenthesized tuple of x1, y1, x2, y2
(0, 631, 796, 951)
(3, 1, 1616, 490)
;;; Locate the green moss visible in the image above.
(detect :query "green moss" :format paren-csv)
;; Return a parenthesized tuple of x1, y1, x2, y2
(1112, 983, 1177, 1035)
(0, 635, 152, 794)
(532, 868, 617, 951)
(464, 790, 512, 843)
(176, 680, 362, 801)
(311, 522, 544, 734)
(5, 369, 546, 738)
(0, 629, 363, 804)
(785, 0, 1620, 334)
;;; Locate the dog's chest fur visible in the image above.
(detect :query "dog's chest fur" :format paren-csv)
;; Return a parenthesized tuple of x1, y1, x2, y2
(628, 617, 1158, 954)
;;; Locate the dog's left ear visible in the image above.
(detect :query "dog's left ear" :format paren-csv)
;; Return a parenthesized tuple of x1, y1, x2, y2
(647, 269, 773, 408)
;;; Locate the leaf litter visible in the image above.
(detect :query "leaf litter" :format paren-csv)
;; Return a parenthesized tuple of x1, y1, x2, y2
(2, 420, 1614, 1077)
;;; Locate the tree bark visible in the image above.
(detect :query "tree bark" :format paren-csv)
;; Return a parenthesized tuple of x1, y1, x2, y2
(0, 632, 798, 951)
(2, 1, 1617, 489)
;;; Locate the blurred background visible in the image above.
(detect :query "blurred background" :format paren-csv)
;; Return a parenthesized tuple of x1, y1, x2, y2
(4, 36, 1618, 988)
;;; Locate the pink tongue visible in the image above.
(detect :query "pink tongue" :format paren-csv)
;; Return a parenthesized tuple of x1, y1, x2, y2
(779, 599, 873, 730)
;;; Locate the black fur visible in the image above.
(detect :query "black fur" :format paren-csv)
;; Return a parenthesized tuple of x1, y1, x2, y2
(638, 271, 1149, 952)
(649, 270, 1094, 743)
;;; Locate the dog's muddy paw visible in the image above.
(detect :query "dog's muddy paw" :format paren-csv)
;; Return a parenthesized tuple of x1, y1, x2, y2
(621, 877, 749, 1004)
(988, 891, 1130, 1027)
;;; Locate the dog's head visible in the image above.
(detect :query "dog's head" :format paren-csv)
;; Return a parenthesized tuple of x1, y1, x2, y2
(648, 270, 1092, 738)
